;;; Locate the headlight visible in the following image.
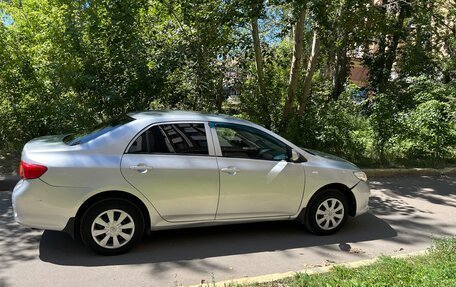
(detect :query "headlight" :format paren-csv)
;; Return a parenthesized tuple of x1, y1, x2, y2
(354, 171, 368, 182)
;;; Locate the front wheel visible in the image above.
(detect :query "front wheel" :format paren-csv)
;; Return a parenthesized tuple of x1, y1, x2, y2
(80, 199, 145, 255)
(305, 189, 348, 235)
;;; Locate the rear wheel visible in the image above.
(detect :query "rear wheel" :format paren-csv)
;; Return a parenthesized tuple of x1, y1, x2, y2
(305, 189, 348, 235)
(80, 199, 144, 255)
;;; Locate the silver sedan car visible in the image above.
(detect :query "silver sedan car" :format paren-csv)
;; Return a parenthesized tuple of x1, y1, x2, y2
(12, 111, 369, 255)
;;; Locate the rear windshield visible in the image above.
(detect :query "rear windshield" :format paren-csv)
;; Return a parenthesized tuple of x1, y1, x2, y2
(64, 115, 134, 146)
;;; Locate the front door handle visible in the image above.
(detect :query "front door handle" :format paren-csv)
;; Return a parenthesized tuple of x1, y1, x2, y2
(221, 166, 240, 175)
(129, 164, 153, 173)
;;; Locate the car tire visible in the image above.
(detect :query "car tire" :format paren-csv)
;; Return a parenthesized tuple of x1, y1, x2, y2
(80, 198, 145, 255)
(305, 189, 348, 235)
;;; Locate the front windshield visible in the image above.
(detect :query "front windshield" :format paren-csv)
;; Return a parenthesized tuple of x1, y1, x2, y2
(64, 115, 134, 146)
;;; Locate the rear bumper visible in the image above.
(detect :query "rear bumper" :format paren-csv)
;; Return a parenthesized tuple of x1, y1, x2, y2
(12, 179, 84, 231)
(351, 180, 370, 216)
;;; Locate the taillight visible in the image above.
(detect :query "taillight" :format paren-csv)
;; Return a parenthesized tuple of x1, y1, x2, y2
(19, 160, 48, 179)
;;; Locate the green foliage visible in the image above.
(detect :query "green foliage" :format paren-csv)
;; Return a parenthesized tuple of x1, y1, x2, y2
(0, 0, 455, 168)
(239, 40, 291, 130)
(368, 77, 456, 164)
(400, 100, 455, 159)
(284, 84, 372, 162)
(369, 92, 400, 160)
(0, 0, 238, 149)
(0, 0, 155, 148)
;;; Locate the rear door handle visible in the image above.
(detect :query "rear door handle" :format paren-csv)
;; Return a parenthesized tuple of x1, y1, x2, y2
(129, 164, 153, 173)
(221, 166, 240, 175)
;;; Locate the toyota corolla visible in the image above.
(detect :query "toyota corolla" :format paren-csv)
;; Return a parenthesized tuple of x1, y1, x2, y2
(12, 111, 369, 255)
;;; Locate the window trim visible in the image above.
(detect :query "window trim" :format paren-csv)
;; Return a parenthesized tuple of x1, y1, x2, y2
(210, 122, 292, 162)
(124, 121, 215, 156)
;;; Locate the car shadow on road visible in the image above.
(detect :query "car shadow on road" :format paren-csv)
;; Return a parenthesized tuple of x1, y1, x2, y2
(39, 213, 396, 267)
(0, 190, 43, 270)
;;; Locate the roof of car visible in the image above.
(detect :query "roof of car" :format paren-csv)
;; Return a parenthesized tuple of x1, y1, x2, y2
(128, 110, 254, 126)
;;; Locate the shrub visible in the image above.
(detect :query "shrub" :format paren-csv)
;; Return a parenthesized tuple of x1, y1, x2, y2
(399, 100, 455, 159)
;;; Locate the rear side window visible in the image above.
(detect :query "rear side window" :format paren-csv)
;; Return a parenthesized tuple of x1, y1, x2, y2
(128, 123, 209, 155)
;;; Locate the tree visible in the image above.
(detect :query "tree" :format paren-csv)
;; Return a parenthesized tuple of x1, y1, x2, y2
(298, 30, 320, 115)
(250, 0, 270, 127)
(0, 0, 455, 166)
(283, 6, 306, 119)
(365, 0, 412, 91)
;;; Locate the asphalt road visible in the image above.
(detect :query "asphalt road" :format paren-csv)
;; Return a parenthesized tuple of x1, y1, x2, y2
(1, 175, 455, 287)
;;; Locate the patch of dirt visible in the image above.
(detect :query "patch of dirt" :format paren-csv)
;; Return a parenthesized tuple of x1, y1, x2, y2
(348, 248, 366, 254)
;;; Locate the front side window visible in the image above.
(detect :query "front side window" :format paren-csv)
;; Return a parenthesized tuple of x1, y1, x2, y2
(128, 123, 209, 155)
(215, 124, 288, 161)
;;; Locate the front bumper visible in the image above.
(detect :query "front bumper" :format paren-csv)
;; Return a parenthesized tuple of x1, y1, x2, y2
(12, 179, 85, 231)
(351, 180, 370, 216)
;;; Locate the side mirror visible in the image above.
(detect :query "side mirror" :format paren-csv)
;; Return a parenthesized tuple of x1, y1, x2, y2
(291, 149, 302, 162)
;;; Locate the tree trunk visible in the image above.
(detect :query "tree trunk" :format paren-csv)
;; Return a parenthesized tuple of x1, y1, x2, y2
(326, 50, 334, 80)
(251, 16, 270, 127)
(370, 0, 408, 92)
(283, 8, 307, 119)
(383, 2, 407, 84)
(370, 35, 387, 89)
(298, 31, 320, 115)
(332, 43, 349, 100)
(216, 76, 224, 113)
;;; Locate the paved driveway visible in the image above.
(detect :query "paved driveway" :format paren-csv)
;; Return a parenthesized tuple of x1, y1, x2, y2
(1, 176, 455, 287)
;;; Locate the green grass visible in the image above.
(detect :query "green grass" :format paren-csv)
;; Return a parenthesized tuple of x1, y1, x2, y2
(230, 237, 456, 287)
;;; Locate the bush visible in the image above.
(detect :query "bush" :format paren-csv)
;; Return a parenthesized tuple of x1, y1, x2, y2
(0, 90, 93, 151)
(400, 100, 455, 159)
(282, 84, 373, 165)
(365, 77, 456, 165)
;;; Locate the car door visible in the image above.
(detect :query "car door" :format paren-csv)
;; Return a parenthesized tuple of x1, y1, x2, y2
(121, 122, 219, 222)
(212, 123, 305, 219)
